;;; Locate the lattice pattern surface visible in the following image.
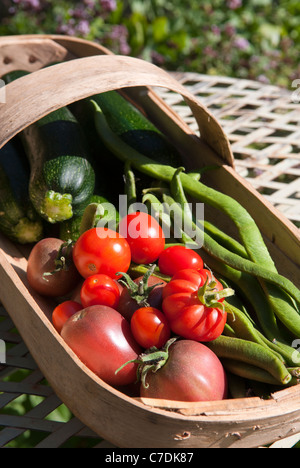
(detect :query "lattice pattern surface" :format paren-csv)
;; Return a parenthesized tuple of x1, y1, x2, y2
(157, 73, 300, 227)
(0, 74, 300, 448)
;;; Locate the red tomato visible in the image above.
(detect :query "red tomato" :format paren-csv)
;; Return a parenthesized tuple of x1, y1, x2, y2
(52, 300, 82, 334)
(73, 227, 131, 279)
(162, 268, 228, 342)
(118, 212, 165, 264)
(61, 305, 142, 386)
(117, 274, 167, 322)
(80, 274, 120, 309)
(162, 268, 223, 300)
(140, 339, 227, 402)
(131, 307, 171, 349)
(197, 268, 224, 295)
(158, 245, 203, 276)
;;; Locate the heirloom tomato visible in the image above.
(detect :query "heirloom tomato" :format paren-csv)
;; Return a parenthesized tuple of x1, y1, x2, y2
(139, 339, 228, 402)
(61, 305, 142, 386)
(162, 268, 233, 342)
(27, 238, 80, 297)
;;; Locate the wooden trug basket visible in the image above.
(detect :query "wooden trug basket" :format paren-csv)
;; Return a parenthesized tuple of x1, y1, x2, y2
(0, 35, 300, 449)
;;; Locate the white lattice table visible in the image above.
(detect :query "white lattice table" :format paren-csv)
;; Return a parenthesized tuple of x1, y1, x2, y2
(160, 73, 300, 226)
(0, 73, 299, 448)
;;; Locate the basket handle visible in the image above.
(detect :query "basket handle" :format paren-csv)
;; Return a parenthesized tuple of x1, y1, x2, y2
(0, 36, 69, 73)
(0, 54, 233, 165)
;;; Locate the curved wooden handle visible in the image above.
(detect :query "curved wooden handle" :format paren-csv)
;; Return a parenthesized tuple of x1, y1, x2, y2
(0, 53, 233, 165)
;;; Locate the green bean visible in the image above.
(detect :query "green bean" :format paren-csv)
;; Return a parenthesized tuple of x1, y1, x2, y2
(164, 187, 300, 338)
(224, 302, 286, 363)
(226, 372, 247, 399)
(219, 278, 254, 324)
(203, 218, 300, 339)
(205, 220, 300, 343)
(179, 172, 300, 343)
(203, 255, 288, 341)
(206, 335, 291, 385)
(124, 161, 137, 210)
(247, 380, 272, 399)
(91, 101, 277, 270)
(223, 323, 237, 338)
(221, 359, 295, 387)
(213, 260, 300, 366)
(128, 263, 171, 282)
(168, 167, 300, 342)
(165, 191, 300, 339)
(142, 191, 172, 235)
(92, 100, 300, 339)
(170, 166, 193, 221)
(259, 336, 300, 368)
(260, 282, 300, 336)
(161, 192, 300, 308)
(288, 368, 300, 378)
(203, 220, 248, 259)
(79, 202, 104, 235)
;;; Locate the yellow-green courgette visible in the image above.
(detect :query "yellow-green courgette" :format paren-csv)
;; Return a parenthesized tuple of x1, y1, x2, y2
(0, 138, 43, 244)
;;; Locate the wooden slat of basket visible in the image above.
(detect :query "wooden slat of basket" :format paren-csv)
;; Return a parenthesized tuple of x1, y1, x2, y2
(0, 37, 69, 73)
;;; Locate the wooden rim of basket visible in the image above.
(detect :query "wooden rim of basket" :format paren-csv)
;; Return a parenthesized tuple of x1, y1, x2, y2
(0, 37, 234, 167)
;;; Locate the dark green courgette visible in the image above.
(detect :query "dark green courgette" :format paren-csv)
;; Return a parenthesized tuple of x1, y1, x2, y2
(2, 70, 96, 224)
(0, 138, 43, 244)
(88, 90, 183, 168)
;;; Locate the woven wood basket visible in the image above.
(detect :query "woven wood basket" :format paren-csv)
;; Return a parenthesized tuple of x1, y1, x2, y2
(0, 35, 300, 448)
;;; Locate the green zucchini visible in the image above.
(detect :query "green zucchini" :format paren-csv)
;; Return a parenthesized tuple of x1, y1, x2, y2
(60, 194, 120, 242)
(2, 70, 96, 224)
(0, 138, 43, 244)
(88, 90, 183, 168)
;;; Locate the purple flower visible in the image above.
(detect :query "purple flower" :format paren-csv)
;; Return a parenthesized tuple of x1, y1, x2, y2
(100, 0, 117, 12)
(84, 0, 96, 7)
(119, 39, 131, 55)
(103, 25, 131, 55)
(77, 19, 90, 36)
(56, 21, 76, 37)
(224, 23, 236, 37)
(69, 7, 88, 20)
(109, 25, 128, 40)
(151, 51, 166, 66)
(257, 75, 270, 84)
(13, 0, 42, 11)
(227, 0, 242, 9)
(211, 25, 221, 36)
(233, 37, 251, 51)
(203, 46, 218, 58)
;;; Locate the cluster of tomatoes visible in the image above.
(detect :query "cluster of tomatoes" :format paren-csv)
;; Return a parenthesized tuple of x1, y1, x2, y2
(26, 211, 228, 402)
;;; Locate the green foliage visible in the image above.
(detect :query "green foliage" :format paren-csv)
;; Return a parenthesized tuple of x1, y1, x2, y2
(0, 0, 299, 87)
